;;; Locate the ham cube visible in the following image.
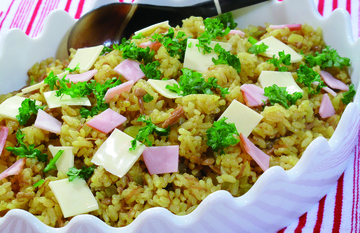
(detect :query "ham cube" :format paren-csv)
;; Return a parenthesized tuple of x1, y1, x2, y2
(104, 80, 134, 103)
(143, 145, 179, 175)
(86, 108, 127, 134)
(240, 84, 268, 107)
(114, 59, 145, 82)
(240, 133, 270, 171)
(319, 94, 335, 118)
(0, 126, 8, 156)
(228, 30, 245, 37)
(66, 70, 98, 83)
(34, 109, 62, 134)
(0, 158, 26, 181)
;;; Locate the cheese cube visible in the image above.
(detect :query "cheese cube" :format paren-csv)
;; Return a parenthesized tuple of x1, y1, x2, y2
(44, 91, 91, 109)
(91, 128, 146, 178)
(183, 39, 232, 72)
(218, 99, 263, 137)
(148, 79, 182, 99)
(134, 21, 170, 36)
(0, 96, 42, 120)
(257, 36, 303, 63)
(49, 178, 99, 218)
(68, 45, 104, 72)
(259, 71, 303, 94)
(48, 145, 74, 174)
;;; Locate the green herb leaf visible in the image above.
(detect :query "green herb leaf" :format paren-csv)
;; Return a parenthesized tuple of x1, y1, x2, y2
(114, 38, 155, 65)
(6, 130, 48, 162)
(267, 51, 291, 72)
(165, 68, 229, 97)
(65, 63, 80, 73)
(132, 32, 145, 39)
(248, 42, 269, 55)
(248, 36, 258, 45)
(130, 115, 170, 151)
(16, 99, 45, 126)
(33, 179, 44, 188)
(43, 150, 64, 173)
(67, 165, 96, 182)
(217, 12, 238, 30)
(44, 71, 60, 90)
(305, 46, 351, 69)
(212, 43, 241, 73)
(263, 84, 303, 109)
(100, 46, 114, 55)
(206, 117, 239, 155)
(296, 64, 326, 94)
(153, 28, 188, 62)
(341, 83, 356, 105)
(140, 61, 161, 80)
(143, 93, 154, 103)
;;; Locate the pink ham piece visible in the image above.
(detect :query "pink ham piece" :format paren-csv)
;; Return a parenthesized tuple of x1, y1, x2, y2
(319, 94, 336, 118)
(104, 80, 134, 103)
(239, 133, 269, 171)
(142, 145, 179, 175)
(114, 59, 145, 82)
(66, 70, 98, 84)
(139, 41, 162, 50)
(0, 126, 9, 156)
(0, 158, 26, 181)
(320, 70, 349, 91)
(86, 108, 127, 134)
(34, 109, 62, 134)
(228, 30, 245, 37)
(240, 84, 268, 107)
(269, 24, 302, 31)
(312, 81, 337, 97)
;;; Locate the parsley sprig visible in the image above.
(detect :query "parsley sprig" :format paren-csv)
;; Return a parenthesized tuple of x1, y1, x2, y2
(305, 46, 350, 69)
(114, 38, 154, 65)
(16, 99, 45, 126)
(341, 83, 356, 105)
(6, 130, 48, 162)
(296, 65, 326, 94)
(153, 28, 188, 62)
(166, 68, 229, 97)
(263, 84, 303, 109)
(267, 51, 291, 72)
(212, 43, 241, 73)
(130, 115, 170, 151)
(247, 37, 269, 55)
(206, 117, 239, 155)
(140, 61, 161, 80)
(67, 165, 96, 182)
(143, 93, 154, 103)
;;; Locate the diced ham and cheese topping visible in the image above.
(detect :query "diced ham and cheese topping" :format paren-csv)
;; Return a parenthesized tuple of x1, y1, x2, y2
(86, 108, 127, 134)
(34, 109, 62, 134)
(269, 24, 302, 31)
(104, 80, 134, 103)
(0, 126, 8, 156)
(319, 94, 336, 118)
(240, 84, 268, 107)
(320, 70, 349, 91)
(239, 134, 270, 171)
(0, 158, 26, 181)
(142, 145, 179, 175)
(66, 70, 98, 83)
(114, 59, 145, 82)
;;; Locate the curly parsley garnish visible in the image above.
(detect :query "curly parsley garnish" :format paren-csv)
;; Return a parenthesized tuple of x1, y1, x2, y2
(267, 51, 291, 72)
(166, 68, 229, 97)
(6, 130, 48, 162)
(100, 46, 114, 55)
(341, 83, 356, 105)
(16, 99, 45, 126)
(212, 43, 241, 73)
(305, 46, 350, 69)
(130, 115, 170, 151)
(67, 165, 96, 182)
(114, 38, 154, 65)
(143, 93, 154, 103)
(247, 37, 269, 55)
(64, 63, 80, 73)
(206, 117, 240, 155)
(263, 84, 303, 109)
(153, 28, 188, 62)
(296, 64, 326, 94)
(140, 61, 161, 80)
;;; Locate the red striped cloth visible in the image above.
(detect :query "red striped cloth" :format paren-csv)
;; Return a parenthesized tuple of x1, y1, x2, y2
(0, 0, 359, 232)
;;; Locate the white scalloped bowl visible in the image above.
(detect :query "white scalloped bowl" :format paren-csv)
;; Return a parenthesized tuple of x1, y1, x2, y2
(0, 0, 359, 232)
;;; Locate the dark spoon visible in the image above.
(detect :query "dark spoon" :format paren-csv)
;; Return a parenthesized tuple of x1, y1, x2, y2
(67, 0, 268, 52)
